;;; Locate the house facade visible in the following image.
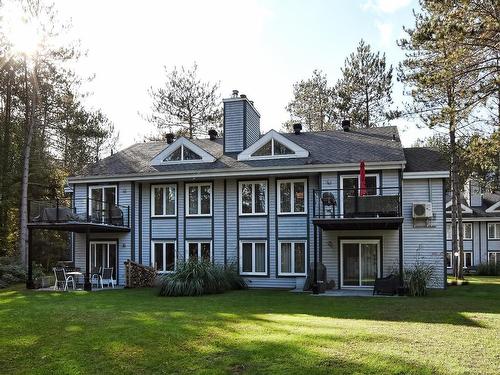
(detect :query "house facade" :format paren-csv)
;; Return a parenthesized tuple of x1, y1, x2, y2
(445, 180, 500, 273)
(61, 93, 449, 290)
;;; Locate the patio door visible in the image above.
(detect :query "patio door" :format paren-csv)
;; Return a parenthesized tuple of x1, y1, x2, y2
(89, 186, 117, 223)
(90, 241, 117, 279)
(340, 240, 380, 288)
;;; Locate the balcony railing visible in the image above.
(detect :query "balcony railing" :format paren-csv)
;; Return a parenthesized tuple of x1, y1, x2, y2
(29, 198, 130, 227)
(313, 187, 401, 219)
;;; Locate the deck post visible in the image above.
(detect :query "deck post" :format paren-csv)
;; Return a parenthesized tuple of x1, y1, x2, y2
(26, 227, 35, 289)
(312, 224, 319, 294)
(84, 228, 92, 291)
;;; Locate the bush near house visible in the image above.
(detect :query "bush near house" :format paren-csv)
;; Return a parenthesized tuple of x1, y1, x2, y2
(159, 261, 246, 297)
(476, 262, 500, 276)
(0, 257, 25, 288)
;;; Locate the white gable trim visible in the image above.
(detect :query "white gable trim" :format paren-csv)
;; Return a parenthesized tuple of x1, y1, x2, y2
(237, 130, 309, 161)
(151, 137, 216, 165)
(486, 200, 500, 213)
(445, 201, 473, 214)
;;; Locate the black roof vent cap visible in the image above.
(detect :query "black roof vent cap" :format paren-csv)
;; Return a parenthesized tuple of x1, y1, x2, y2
(293, 123, 302, 135)
(341, 119, 351, 132)
(232, 89, 239, 98)
(165, 133, 175, 144)
(240, 94, 247, 99)
(208, 129, 218, 141)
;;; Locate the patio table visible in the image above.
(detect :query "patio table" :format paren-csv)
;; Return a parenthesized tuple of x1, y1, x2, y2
(66, 271, 83, 287)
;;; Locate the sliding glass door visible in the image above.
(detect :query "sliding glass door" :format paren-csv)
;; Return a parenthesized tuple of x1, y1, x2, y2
(90, 241, 117, 278)
(341, 240, 380, 288)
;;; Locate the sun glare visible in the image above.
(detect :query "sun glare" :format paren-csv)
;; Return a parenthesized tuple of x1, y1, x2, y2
(3, 2, 40, 56)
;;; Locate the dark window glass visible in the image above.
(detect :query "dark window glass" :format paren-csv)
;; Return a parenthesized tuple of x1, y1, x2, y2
(242, 243, 253, 273)
(154, 187, 164, 216)
(255, 243, 266, 273)
(200, 185, 211, 214)
(241, 184, 253, 214)
(165, 186, 176, 215)
(274, 140, 293, 155)
(294, 182, 305, 212)
(280, 243, 292, 273)
(201, 243, 211, 261)
(294, 243, 305, 273)
(365, 176, 377, 196)
(154, 243, 164, 271)
(255, 183, 266, 213)
(183, 146, 202, 160)
(188, 243, 198, 261)
(188, 186, 198, 215)
(165, 147, 182, 161)
(165, 243, 175, 271)
(280, 182, 291, 213)
(252, 141, 272, 156)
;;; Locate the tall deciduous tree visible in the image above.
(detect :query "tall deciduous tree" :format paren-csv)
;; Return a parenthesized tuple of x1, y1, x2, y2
(334, 39, 397, 128)
(146, 63, 222, 139)
(284, 69, 336, 131)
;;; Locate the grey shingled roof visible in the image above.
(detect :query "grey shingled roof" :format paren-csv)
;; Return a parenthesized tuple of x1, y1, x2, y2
(403, 147, 448, 173)
(73, 126, 410, 178)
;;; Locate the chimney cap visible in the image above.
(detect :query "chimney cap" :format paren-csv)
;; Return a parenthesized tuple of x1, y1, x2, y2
(208, 129, 218, 141)
(232, 89, 239, 98)
(293, 123, 302, 135)
(240, 94, 247, 99)
(165, 133, 175, 144)
(341, 119, 351, 132)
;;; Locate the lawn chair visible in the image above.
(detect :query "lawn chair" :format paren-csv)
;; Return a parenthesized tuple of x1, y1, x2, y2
(53, 267, 75, 291)
(100, 267, 116, 288)
(91, 266, 102, 288)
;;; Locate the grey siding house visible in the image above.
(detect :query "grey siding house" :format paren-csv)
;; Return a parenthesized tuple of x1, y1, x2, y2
(445, 179, 500, 273)
(29, 93, 450, 290)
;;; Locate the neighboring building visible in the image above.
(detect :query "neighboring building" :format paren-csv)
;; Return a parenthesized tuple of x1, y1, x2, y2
(27, 92, 450, 290)
(445, 179, 500, 273)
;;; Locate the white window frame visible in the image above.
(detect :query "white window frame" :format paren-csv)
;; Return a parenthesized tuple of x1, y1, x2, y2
(278, 241, 307, 276)
(151, 241, 177, 273)
(151, 137, 216, 165)
(238, 180, 268, 216)
(185, 241, 212, 262)
(488, 223, 500, 239)
(463, 251, 473, 268)
(488, 252, 500, 265)
(185, 182, 212, 217)
(277, 179, 308, 215)
(151, 184, 177, 217)
(239, 241, 268, 276)
(88, 185, 118, 223)
(446, 222, 473, 240)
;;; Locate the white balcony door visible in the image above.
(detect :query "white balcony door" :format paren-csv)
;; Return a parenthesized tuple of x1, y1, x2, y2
(90, 241, 117, 279)
(340, 239, 380, 288)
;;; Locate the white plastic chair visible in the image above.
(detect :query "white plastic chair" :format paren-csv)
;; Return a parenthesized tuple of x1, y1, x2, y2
(91, 266, 102, 288)
(100, 267, 116, 288)
(53, 267, 75, 291)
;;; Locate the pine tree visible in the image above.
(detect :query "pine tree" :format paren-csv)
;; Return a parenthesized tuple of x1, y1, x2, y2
(284, 69, 336, 132)
(334, 39, 397, 128)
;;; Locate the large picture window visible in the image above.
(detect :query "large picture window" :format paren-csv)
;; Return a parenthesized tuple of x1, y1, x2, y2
(488, 223, 500, 239)
(278, 179, 307, 214)
(186, 183, 212, 216)
(152, 241, 176, 272)
(446, 222, 473, 240)
(151, 184, 176, 217)
(239, 181, 267, 215)
(239, 241, 267, 276)
(186, 241, 212, 262)
(278, 241, 307, 276)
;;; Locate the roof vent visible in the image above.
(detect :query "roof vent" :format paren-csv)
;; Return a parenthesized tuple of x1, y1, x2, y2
(165, 133, 175, 144)
(341, 119, 351, 132)
(232, 89, 239, 98)
(392, 133, 396, 141)
(293, 123, 302, 135)
(240, 94, 247, 99)
(208, 129, 218, 141)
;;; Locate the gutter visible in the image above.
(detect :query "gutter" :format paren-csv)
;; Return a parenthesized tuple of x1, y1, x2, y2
(68, 160, 407, 184)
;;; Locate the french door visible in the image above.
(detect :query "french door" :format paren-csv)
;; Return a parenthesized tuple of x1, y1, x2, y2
(341, 239, 380, 288)
(90, 241, 117, 278)
(88, 186, 117, 223)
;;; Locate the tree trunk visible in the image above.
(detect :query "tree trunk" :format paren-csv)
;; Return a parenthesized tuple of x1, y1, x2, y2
(449, 128, 459, 279)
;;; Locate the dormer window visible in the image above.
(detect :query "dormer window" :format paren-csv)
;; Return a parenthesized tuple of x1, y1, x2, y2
(238, 129, 309, 161)
(163, 145, 202, 162)
(151, 137, 216, 166)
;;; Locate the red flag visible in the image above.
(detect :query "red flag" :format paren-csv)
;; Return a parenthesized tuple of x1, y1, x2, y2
(359, 160, 366, 196)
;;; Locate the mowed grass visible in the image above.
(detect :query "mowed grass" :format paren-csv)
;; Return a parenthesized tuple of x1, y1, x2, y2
(1, 278, 499, 375)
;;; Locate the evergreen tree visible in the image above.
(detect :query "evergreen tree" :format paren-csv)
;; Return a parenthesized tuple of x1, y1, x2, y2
(284, 69, 336, 131)
(334, 39, 397, 128)
(146, 63, 222, 139)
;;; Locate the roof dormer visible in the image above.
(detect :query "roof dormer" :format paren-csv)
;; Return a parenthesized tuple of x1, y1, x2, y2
(151, 137, 216, 166)
(237, 130, 309, 161)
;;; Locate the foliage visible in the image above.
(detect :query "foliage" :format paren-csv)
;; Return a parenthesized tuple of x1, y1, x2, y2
(334, 39, 397, 127)
(285, 69, 336, 131)
(476, 262, 500, 276)
(0, 257, 26, 288)
(403, 262, 434, 296)
(159, 260, 246, 297)
(146, 62, 222, 139)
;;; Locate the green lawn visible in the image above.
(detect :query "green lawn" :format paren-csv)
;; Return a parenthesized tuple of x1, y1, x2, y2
(1, 278, 499, 375)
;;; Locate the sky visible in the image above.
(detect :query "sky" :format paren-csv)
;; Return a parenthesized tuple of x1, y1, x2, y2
(52, 0, 435, 149)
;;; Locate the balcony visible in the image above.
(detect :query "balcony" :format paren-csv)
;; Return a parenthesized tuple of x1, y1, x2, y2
(312, 187, 403, 230)
(28, 198, 130, 233)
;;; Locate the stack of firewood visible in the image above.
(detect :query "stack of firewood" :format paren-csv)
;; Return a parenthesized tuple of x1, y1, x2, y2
(124, 260, 157, 288)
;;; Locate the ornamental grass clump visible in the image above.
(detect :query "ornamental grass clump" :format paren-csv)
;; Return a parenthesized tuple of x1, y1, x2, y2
(476, 262, 499, 276)
(403, 262, 434, 297)
(159, 260, 246, 297)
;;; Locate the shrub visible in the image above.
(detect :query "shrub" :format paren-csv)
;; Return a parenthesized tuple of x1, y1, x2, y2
(403, 262, 434, 297)
(159, 261, 246, 297)
(476, 262, 500, 276)
(0, 257, 26, 288)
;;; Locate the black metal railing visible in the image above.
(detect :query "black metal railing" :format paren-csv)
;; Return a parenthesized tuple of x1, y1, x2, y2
(28, 197, 130, 227)
(313, 187, 401, 219)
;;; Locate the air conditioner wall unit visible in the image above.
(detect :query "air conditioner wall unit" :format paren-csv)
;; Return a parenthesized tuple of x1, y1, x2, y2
(412, 202, 433, 219)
